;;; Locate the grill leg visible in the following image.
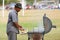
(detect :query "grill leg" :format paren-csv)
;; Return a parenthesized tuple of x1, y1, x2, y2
(42, 37, 44, 40)
(28, 37, 30, 40)
(42, 33, 44, 40)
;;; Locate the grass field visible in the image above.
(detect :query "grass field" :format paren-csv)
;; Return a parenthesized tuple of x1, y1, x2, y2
(0, 9, 60, 40)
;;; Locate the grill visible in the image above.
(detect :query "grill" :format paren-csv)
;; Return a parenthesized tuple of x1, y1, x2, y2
(20, 14, 56, 40)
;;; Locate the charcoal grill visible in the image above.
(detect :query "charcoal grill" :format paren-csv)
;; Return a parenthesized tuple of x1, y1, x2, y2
(27, 14, 56, 40)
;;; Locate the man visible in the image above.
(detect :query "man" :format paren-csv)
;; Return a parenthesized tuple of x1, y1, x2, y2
(6, 3, 24, 40)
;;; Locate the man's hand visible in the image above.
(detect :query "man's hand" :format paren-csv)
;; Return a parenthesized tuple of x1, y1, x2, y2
(19, 27, 24, 31)
(19, 27, 28, 34)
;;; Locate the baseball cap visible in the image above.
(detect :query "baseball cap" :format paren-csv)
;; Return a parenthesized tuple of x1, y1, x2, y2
(15, 3, 22, 9)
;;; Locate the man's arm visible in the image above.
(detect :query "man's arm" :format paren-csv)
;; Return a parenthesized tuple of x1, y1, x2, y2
(13, 22, 24, 31)
(11, 12, 24, 31)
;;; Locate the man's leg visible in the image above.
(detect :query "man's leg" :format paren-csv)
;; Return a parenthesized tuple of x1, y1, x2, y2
(7, 31, 17, 40)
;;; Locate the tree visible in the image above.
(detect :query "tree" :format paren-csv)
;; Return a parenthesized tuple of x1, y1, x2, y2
(0, 0, 18, 5)
(5, 0, 15, 4)
(0, 0, 42, 5)
(9, 0, 18, 3)
(26, 0, 42, 5)
(26, 0, 34, 5)
(0, 0, 3, 5)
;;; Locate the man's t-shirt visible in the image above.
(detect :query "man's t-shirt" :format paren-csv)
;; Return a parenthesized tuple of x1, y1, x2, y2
(7, 10, 19, 34)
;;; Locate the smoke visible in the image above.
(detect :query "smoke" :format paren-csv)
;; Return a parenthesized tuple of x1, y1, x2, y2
(33, 18, 44, 33)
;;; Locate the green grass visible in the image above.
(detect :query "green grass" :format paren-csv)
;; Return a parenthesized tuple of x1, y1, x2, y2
(0, 9, 60, 40)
